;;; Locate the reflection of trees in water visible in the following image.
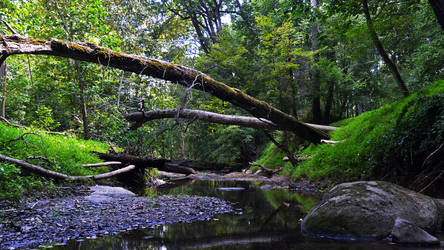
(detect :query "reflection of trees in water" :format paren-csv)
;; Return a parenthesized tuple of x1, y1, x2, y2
(59, 180, 319, 249)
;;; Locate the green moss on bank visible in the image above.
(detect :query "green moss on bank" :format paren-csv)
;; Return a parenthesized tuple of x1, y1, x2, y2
(0, 123, 109, 199)
(256, 80, 444, 188)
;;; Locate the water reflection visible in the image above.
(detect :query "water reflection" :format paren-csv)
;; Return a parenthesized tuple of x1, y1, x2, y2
(55, 180, 443, 250)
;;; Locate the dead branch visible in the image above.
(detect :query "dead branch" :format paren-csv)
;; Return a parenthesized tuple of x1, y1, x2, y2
(4, 132, 38, 148)
(421, 140, 444, 168)
(263, 131, 299, 167)
(1, 117, 24, 128)
(26, 156, 51, 165)
(419, 170, 444, 193)
(0, 153, 135, 180)
(82, 161, 122, 167)
(1, 20, 19, 35)
(126, 109, 337, 132)
(249, 163, 283, 175)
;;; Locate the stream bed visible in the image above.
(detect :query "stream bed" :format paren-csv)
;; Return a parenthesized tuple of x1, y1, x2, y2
(50, 180, 443, 250)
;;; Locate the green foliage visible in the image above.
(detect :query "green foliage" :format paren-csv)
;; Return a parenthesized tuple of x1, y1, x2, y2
(289, 80, 444, 182)
(253, 140, 286, 169)
(31, 106, 60, 131)
(0, 123, 108, 200)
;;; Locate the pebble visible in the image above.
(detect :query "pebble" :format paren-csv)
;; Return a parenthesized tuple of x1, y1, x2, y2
(0, 195, 232, 249)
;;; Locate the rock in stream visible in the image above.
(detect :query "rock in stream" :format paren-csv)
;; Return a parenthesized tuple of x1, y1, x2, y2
(301, 181, 443, 245)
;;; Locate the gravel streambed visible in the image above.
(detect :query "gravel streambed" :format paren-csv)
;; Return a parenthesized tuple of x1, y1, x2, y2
(0, 186, 233, 249)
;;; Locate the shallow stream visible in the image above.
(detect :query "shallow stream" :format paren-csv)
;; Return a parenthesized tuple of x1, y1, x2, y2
(54, 180, 443, 249)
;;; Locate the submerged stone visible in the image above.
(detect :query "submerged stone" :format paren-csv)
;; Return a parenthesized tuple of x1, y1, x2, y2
(301, 181, 443, 241)
(391, 218, 440, 245)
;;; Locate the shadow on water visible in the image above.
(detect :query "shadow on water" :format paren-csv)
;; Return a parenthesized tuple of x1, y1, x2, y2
(55, 180, 443, 250)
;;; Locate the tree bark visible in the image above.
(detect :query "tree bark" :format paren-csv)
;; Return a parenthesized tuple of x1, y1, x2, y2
(75, 60, 90, 139)
(0, 35, 330, 143)
(0, 63, 6, 119)
(362, 0, 410, 97)
(126, 109, 337, 132)
(428, 0, 444, 31)
(311, 0, 322, 123)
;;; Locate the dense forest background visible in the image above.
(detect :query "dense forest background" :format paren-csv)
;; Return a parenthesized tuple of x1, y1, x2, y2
(1, 0, 443, 166)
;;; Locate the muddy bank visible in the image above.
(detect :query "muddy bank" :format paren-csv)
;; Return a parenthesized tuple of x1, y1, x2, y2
(0, 186, 232, 249)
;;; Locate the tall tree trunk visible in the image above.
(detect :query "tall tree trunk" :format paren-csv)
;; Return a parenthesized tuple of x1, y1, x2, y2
(117, 71, 124, 109)
(324, 80, 334, 123)
(0, 63, 6, 119)
(311, 0, 322, 123)
(362, 0, 410, 97)
(428, 0, 444, 31)
(75, 61, 90, 139)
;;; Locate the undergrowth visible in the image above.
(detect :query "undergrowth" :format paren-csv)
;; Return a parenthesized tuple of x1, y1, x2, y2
(0, 123, 108, 200)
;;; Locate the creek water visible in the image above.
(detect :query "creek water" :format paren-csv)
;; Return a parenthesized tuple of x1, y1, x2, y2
(54, 180, 443, 250)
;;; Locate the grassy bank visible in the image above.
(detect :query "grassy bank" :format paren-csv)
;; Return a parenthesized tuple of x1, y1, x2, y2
(256, 80, 444, 194)
(0, 123, 108, 199)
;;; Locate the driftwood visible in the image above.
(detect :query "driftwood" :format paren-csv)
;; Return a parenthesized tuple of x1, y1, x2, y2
(0, 34, 329, 143)
(126, 109, 337, 132)
(82, 161, 122, 167)
(0, 153, 135, 180)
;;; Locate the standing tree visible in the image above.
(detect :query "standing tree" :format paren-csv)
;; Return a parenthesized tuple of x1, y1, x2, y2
(361, 0, 410, 97)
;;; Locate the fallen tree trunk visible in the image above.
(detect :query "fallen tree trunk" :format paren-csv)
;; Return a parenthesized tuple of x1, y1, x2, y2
(165, 160, 244, 173)
(126, 109, 337, 132)
(0, 153, 135, 180)
(92, 152, 189, 172)
(0, 35, 329, 143)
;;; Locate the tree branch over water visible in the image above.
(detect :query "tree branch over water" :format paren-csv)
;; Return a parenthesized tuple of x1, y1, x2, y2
(0, 34, 329, 143)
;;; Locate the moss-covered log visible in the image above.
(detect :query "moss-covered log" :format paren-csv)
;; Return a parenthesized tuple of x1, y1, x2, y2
(0, 35, 329, 143)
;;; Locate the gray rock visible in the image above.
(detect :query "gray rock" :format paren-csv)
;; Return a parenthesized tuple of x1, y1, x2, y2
(391, 217, 440, 245)
(85, 185, 136, 203)
(301, 181, 442, 240)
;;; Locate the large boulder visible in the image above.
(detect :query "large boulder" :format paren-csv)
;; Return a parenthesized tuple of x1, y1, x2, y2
(301, 181, 443, 242)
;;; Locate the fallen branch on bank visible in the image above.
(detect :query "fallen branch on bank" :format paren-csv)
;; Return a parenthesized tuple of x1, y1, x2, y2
(82, 161, 122, 168)
(249, 163, 284, 176)
(0, 153, 135, 180)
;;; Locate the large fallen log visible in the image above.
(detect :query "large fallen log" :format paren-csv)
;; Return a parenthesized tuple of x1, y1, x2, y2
(0, 34, 329, 143)
(126, 109, 337, 132)
(0, 153, 135, 180)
